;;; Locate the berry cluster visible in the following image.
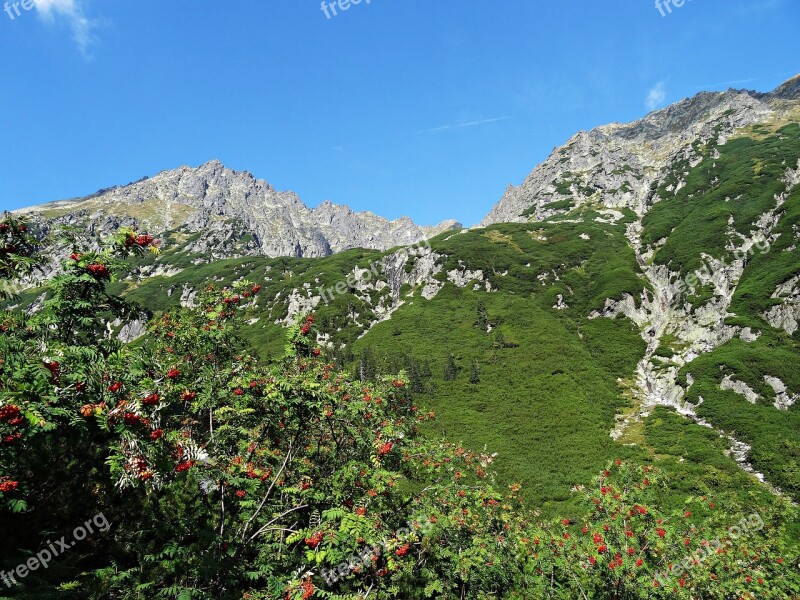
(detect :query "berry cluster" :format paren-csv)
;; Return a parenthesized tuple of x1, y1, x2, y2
(124, 233, 156, 248)
(44, 360, 60, 383)
(0, 404, 22, 425)
(0, 404, 24, 444)
(79, 402, 106, 417)
(0, 476, 19, 493)
(305, 531, 324, 549)
(301, 314, 315, 336)
(86, 263, 110, 280)
(175, 461, 195, 473)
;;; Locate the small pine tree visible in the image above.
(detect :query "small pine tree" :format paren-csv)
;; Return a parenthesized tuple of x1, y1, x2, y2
(444, 355, 458, 381)
(420, 360, 432, 379)
(476, 302, 488, 332)
(358, 347, 377, 381)
(409, 360, 426, 393)
(470, 361, 480, 384)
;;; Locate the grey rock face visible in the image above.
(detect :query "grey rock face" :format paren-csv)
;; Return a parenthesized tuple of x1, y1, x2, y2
(769, 74, 800, 100)
(481, 75, 800, 226)
(764, 376, 798, 411)
(764, 274, 800, 335)
(17, 160, 462, 259)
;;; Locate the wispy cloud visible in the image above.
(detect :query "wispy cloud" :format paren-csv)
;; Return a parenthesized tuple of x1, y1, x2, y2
(700, 77, 759, 88)
(681, 72, 796, 97)
(417, 116, 514, 134)
(33, 0, 98, 56)
(645, 82, 666, 111)
(679, 77, 759, 95)
(735, 0, 785, 15)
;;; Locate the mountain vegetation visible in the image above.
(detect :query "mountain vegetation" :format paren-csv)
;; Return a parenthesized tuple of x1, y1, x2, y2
(3, 75, 800, 598)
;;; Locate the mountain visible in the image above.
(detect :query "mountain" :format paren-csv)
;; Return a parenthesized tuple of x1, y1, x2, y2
(17, 159, 461, 260)
(460, 75, 800, 501)
(481, 74, 800, 225)
(9, 75, 800, 515)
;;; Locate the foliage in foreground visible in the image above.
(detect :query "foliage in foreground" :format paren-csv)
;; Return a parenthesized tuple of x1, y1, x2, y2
(0, 219, 798, 599)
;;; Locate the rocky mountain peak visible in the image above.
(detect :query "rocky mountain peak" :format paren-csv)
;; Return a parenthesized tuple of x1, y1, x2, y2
(17, 161, 461, 260)
(770, 73, 800, 100)
(480, 75, 800, 226)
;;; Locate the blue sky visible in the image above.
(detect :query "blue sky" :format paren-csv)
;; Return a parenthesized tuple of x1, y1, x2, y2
(0, 0, 797, 226)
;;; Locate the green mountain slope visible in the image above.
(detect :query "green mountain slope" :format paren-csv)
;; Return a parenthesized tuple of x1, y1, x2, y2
(90, 191, 795, 515)
(8, 80, 799, 522)
(645, 123, 800, 498)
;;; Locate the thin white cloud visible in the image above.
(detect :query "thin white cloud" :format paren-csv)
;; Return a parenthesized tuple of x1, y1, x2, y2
(33, 0, 97, 56)
(645, 82, 666, 111)
(722, 77, 759, 86)
(735, 0, 785, 14)
(693, 73, 796, 91)
(418, 116, 514, 134)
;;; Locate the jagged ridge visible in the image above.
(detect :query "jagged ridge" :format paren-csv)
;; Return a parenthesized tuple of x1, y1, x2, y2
(17, 159, 461, 259)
